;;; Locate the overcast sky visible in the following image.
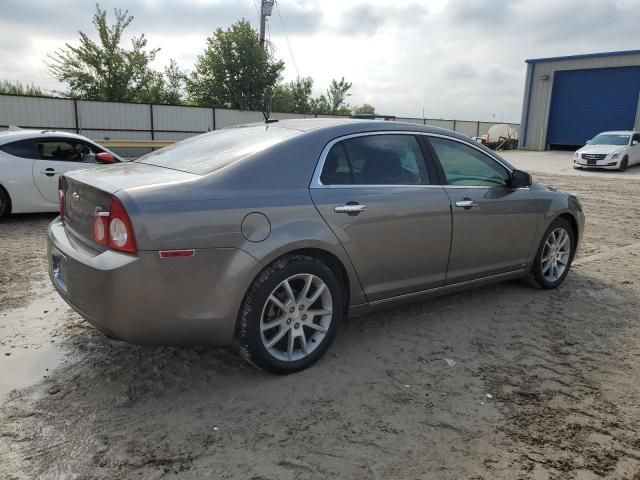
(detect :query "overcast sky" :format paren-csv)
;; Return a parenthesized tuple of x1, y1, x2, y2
(1, 0, 638, 122)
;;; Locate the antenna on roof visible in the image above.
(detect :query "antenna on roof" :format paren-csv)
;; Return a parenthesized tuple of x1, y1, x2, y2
(8, 125, 23, 131)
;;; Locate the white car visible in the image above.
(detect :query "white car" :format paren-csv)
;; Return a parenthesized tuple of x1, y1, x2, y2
(573, 130, 640, 171)
(0, 129, 122, 216)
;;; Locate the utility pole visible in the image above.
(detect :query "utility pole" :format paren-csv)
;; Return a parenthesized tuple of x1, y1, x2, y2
(259, 0, 275, 50)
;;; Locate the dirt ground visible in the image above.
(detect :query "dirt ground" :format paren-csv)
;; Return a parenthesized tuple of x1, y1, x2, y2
(1, 172, 640, 480)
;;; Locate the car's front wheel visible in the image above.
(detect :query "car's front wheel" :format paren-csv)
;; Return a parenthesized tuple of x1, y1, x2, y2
(234, 254, 344, 373)
(618, 156, 629, 172)
(526, 218, 575, 289)
(0, 187, 10, 218)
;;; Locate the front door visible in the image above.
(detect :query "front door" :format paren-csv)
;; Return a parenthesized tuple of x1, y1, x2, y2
(426, 136, 539, 285)
(310, 133, 452, 302)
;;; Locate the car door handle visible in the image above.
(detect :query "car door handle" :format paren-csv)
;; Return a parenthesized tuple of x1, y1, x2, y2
(334, 204, 367, 215)
(455, 199, 477, 210)
(41, 168, 58, 177)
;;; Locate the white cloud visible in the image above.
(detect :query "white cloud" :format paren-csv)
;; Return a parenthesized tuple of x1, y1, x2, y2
(0, 0, 636, 122)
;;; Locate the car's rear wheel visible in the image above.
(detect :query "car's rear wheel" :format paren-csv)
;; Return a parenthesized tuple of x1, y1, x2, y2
(525, 218, 575, 289)
(234, 254, 344, 373)
(0, 187, 11, 218)
(618, 156, 629, 172)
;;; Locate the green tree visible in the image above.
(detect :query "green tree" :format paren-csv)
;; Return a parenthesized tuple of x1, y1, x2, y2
(187, 19, 284, 110)
(310, 94, 330, 115)
(326, 77, 352, 114)
(271, 77, 314, 113)
(47, 4, 163, 102)
(0, 80, 46, 96)
(139, 59, 187, 104)
(353, 103, 375, 115)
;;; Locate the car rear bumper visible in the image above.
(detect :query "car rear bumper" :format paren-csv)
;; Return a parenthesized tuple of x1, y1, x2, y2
(47, 217, 260, 346)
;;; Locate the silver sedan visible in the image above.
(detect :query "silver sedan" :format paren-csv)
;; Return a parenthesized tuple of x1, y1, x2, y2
(48, 119, 584, 373)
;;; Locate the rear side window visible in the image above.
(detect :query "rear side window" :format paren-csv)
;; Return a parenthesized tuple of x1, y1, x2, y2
(0, 139, 39, 159)
(320, 134, 429, 186)
(137, 126, 300, 175)
(429, 137, 509, 187)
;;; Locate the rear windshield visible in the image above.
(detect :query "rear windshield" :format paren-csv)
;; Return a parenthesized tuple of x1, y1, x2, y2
(136, 125, 300, 174)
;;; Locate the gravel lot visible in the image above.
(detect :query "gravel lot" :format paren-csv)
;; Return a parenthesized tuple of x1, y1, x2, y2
(1, 168, 640, 479)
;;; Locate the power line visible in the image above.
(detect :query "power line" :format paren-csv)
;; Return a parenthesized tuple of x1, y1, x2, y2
(275, 0, 300, 79)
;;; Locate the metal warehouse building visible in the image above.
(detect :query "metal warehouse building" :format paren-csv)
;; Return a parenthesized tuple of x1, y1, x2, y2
(519, 50, 640, 151)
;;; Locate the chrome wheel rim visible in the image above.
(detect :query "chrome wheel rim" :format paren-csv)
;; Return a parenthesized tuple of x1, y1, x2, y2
(260, 274, 333, 362)
(541, 227, 571, 282)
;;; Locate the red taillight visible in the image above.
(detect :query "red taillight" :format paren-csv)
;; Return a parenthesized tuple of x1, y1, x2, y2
(58, 176, 66, 217)
(91, 197, 137, 254)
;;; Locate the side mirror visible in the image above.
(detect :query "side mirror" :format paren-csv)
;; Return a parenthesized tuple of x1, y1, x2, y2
(510, 169, 532, 188)
(633, 140, 639, 145)
(95, 152, 116, 164)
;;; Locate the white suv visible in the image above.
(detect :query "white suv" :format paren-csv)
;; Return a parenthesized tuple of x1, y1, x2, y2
(574, 131, 640, 172)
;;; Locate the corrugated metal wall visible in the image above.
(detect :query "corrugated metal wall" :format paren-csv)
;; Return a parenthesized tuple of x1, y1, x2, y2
(0, 94, 519, 156)
(520, 53, 640, 150)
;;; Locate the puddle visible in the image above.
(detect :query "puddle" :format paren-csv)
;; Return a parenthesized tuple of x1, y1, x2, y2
(0, 292, 70, 397)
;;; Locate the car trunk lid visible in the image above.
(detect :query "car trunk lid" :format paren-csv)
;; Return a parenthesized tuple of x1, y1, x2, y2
(62, 162, 199, 247)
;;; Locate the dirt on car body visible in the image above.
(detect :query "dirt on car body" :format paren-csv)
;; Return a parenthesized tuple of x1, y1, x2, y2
(1, 173, 640, 479)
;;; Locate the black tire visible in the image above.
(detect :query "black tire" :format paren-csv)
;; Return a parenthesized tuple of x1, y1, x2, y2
(618, 156, 629, 172)
(234, 254, 345, 374)
(525, 218, 575, 290)
(0, 186, 10, 218)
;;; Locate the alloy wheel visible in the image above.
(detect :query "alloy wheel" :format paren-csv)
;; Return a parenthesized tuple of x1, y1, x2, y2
(541, 227, 571, 282)
(260, 273, 333, 362)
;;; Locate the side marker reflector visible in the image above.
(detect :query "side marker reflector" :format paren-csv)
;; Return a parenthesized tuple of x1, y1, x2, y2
(159, 249, 195, 258)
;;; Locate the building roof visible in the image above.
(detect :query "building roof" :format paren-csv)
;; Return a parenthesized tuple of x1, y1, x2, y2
(525, 49, 640, 64)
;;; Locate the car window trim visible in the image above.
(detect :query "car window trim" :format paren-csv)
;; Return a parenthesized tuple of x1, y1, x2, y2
(311, 131, 439, 189)
(311, 131, 524, 189)
(422, 133, 531, 190)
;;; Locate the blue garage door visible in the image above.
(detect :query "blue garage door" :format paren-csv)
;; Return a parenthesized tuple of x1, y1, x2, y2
(547, 66, 640, 147)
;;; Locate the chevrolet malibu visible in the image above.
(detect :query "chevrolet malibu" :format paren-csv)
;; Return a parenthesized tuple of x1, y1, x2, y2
(48, 119, 584, 373)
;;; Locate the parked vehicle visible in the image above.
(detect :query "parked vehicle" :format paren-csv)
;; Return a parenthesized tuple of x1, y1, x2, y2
(0, 129, 122, 216)
(48, 119, 584, 373)
(573, 131, 640, 171)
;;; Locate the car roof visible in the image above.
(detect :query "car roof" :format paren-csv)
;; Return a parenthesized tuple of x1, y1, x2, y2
(0, 129, 90, 144)
(247, 118, 472, 138)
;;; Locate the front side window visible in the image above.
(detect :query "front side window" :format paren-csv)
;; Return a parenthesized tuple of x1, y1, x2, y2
(36, 140, 99, 163)
(632, 134, 640, 144)
(320, 134, 429, 186)
(429, 137, 509, 187)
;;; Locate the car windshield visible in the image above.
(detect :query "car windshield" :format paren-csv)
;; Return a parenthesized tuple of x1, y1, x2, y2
(589, 134, 630, 146)
(136, 125, 300, 174)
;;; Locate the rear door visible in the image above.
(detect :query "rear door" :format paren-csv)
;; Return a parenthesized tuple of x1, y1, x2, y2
(32, 138, 100, 203)
(310, 132, 452, 302)
(425, 135, 539, 285)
